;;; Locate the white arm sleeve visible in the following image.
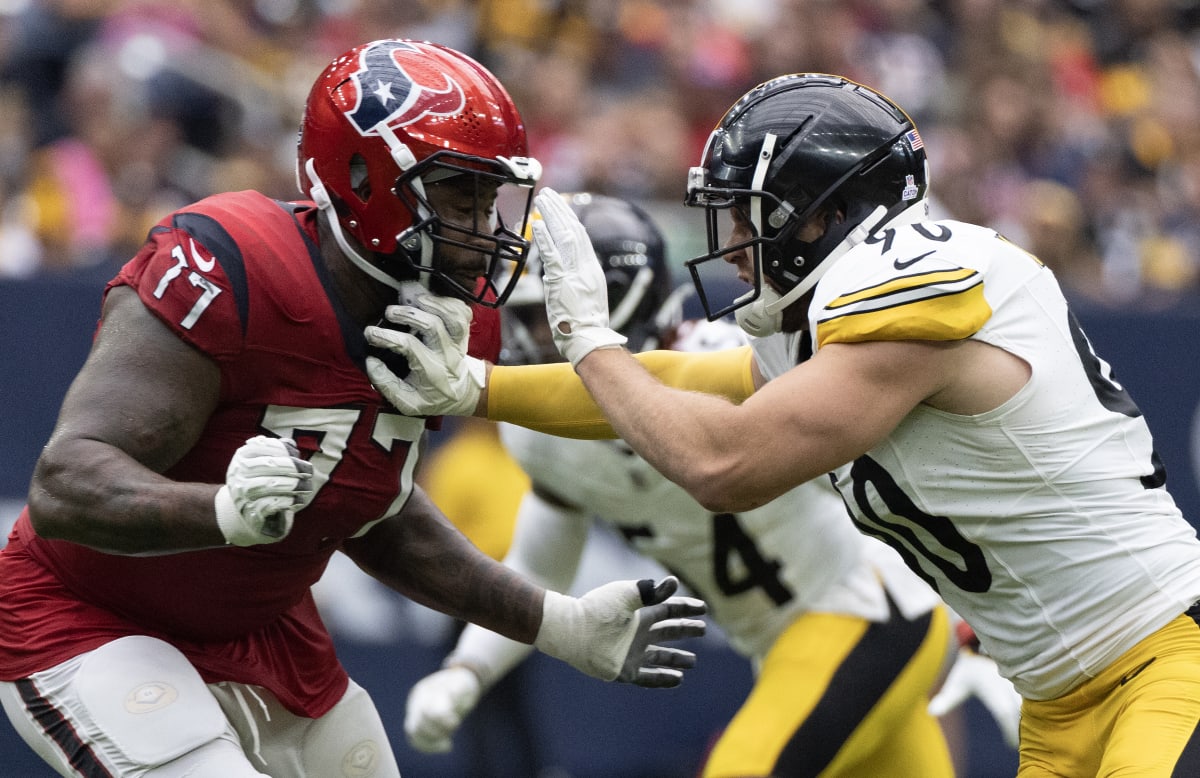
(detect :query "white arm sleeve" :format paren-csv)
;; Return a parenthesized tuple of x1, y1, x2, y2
(447, 488, 590, 689)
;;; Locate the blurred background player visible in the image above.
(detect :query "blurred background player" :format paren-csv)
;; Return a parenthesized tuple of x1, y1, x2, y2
(405, 193, 1014, 777)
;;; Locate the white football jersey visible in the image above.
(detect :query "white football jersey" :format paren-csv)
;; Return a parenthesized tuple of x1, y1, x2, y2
(499, 422, 939, 661)
(753, 217, 1200, 700)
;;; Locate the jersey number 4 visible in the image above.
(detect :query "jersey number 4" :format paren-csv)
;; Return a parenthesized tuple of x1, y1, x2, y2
(620, 514, 794, 605)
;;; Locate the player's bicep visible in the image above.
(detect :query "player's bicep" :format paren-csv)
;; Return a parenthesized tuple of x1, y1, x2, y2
(745, 339, 949, 474)
(51, 285, 220, 472)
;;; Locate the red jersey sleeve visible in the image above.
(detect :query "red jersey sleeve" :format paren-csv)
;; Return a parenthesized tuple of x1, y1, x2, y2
(468, 302, 501, 363)
(108, 217, 245, 361)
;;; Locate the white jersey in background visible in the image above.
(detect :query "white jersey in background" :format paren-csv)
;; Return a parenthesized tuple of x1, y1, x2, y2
(753, 217, 1200, 700)
(498, 422, 938, 662)
(406, 319, 976, 777)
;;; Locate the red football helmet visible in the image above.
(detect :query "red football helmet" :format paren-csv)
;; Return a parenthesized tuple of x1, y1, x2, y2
(298, 39, 541, 304)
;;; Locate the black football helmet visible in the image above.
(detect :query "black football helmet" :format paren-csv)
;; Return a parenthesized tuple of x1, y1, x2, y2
(500, 192, 673, 364)
(684, 73, 929, 335)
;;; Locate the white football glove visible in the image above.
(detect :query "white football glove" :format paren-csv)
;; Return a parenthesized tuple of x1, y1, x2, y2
(534, 576, 706, 686)
(214, 435, 314, 546)
(928, 647, 1022, 749)
(532, 188, 627, 367)
(404, 665, 483, 754)
(365, 289, 485, 417)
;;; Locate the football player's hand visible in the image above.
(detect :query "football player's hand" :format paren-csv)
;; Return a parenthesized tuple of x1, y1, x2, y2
(404, 666, 482, 754)
(214, 436, 313, 546)
(365, 289, 485, 417)
(534, 576, 706, 686)
(532, 188, 627, 367)
(929, 647, 1022, 748)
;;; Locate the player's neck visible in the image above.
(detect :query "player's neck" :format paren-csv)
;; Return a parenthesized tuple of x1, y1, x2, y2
(318, 221, 395, 328)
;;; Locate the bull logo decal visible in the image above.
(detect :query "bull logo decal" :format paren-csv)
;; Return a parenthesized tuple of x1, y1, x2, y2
(346, 40, 466, 135)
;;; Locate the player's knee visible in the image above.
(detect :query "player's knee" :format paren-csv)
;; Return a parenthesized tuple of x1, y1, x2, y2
(142, 736, 268, 777)
(74, 636, 243, 772)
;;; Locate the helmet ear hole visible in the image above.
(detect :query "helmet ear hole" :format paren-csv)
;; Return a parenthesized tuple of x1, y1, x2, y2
(297, 38, 538, 297)
(349, 155, 371, 203)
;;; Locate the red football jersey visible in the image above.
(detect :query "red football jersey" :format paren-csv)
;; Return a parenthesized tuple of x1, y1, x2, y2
(0, 191, 501, 717)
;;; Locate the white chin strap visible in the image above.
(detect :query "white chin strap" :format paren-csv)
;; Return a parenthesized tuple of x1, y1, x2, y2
(736, 199, 928, 338)
(304, 157, 417, 293)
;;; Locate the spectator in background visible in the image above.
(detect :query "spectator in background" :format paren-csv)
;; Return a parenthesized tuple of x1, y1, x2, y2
(3, 0, 1200, 304)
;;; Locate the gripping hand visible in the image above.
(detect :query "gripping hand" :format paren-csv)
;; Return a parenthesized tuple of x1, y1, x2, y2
(534, 576, 706, 686)
(928, 647, 1022, 748)
(365, 289, 485, 417)
(404, 666, 482, 754)
(532, 188, 627, 367)
(214, 436, 313, 546)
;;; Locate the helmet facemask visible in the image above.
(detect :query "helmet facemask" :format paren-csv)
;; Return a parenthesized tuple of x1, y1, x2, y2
(390, 150, 539, 305)
(498, 192, 672, 363)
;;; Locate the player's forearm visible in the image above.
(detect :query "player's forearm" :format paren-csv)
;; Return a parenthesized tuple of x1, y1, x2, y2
(443, 489, 588, 688)
(482, 346, 756, 438)
(573, 347, 764, 512)
(27, 438, 226, 554)
(346, 488, 543, 643)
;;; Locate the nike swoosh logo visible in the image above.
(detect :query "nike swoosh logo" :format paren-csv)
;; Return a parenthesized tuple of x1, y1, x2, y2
(1118, 657, 1156, 686)
(190, 238, 216, 273)
(894, 250, 935, 270)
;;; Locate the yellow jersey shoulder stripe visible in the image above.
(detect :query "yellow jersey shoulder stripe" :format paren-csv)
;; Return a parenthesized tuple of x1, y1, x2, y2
(826, 267, 980, 309)
(816, 269, 991, 346)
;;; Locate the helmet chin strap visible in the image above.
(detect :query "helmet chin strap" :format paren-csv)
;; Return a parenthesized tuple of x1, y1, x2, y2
(375, 121, 438, 275)
(305, 158, 415, 293)
(737, 201, 923, 337)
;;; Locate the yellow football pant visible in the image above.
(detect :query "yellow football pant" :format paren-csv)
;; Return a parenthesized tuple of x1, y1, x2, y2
(1018, 606, 1200, 777)
(702, 599, 953, 778)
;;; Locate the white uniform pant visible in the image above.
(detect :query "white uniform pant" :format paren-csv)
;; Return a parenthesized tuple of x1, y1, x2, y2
(0, 635, 401, 778)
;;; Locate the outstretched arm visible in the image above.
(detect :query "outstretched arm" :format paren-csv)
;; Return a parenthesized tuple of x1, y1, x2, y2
(483, 346, 757, 438)
(342, 484, 544, 642)
(344, 485, 706, 687)
(403, 486, 590, 753)
(532, 188, 948, 512)
(365, 290, 756, 439)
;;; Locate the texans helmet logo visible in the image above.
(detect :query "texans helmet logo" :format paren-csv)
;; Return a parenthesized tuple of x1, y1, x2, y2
(345, 40, 466, 135)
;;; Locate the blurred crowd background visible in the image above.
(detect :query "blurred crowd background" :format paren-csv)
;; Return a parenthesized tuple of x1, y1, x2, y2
(5, 3, 1200, 774)
(4, 0, 1200, 311)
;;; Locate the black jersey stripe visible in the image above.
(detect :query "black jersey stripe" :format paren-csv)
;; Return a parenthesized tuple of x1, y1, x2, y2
(172, 211, 249, 336)
(772, 597, 934, 777)
(825, 267, 979, 309)
(16, 677, 115, 777)
(819, 279, 983, 324)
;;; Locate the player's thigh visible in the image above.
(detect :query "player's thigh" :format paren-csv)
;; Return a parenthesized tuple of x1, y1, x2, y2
(1102, 612, 1200, 778)
(1020, 612, 1200, 778)
(209, 678, 400, 778)
(815, 603, 953, 778)
(0, 635, 261, 778)
(703, 603, 951, 778)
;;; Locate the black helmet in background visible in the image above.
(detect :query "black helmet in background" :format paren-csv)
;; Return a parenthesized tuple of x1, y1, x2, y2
(501, 192, 673, 364)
